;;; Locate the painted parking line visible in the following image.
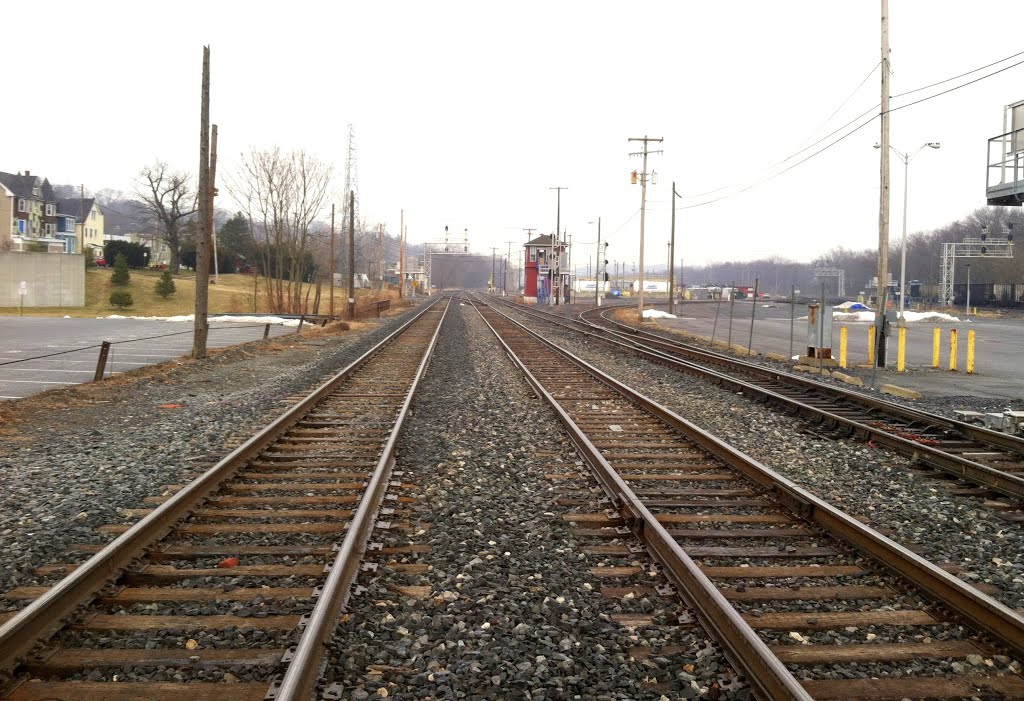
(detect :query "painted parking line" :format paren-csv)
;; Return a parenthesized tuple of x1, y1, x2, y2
(2, 379, 78, 385)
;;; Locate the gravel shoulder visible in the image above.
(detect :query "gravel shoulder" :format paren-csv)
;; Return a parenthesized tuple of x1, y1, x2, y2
(0, 308, 426, 597)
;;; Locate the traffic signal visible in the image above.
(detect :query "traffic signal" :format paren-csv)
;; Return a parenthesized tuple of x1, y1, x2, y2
(604, 272, 609, 282)
(1008, 223, 1014, 242)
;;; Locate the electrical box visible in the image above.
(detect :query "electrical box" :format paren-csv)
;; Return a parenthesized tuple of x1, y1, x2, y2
(805, 303, 833, 359)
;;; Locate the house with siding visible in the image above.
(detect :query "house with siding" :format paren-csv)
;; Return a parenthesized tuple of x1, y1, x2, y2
(0, 171, 67, 252)
(57, 198, 103, 255)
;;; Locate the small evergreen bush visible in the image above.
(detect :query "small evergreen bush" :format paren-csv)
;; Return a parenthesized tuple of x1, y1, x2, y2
(111, 254, 131, 286)
(154, 270, 176, 298)
(109, 289, 134, 308)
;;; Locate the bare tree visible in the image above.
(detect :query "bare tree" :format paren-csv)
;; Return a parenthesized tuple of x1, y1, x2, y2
(228, 148, 333, 313)
(135, 161, 197, 274)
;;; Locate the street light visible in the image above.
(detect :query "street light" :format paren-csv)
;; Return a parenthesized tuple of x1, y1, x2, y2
(875, 141, 940, 319)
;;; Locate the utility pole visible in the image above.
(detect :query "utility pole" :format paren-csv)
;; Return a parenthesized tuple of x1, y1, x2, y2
(209, 125, 219, 286)
(399, 209, 405, 299)
(628, 135, 663, 321)
(595, 217, 602, 307)
(192, 45, 211, 360)
(377, 223, 384, 289)
(348, 190, 355, 319)
(876, 0, 891, 365)
(549, 187, 567, 304)
(329, 204, 335, 317)
(490, 247, 498, 293)
(505, 241, 515, 296)
(669, 182, 678, 315)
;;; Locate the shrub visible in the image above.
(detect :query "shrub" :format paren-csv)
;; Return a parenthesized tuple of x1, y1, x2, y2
(154, 270, 176, 298)
(109, 289, 134, 308)
(111, 253, 131, 286)
(104, 240, 150, 268)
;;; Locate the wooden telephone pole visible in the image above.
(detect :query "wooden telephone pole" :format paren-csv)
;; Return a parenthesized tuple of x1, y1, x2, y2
(192, 46, 211, 359)
(329, 203, 335, 318)
(348, 190, 355, 319)
(399, 209, 405, 299)
(875, 0, 891, 366)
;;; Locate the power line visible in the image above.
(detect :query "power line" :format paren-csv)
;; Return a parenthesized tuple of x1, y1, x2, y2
(678, 50, 1024, 209)
(892, 49, 1024, 99)
(887, 57, 1024, 114)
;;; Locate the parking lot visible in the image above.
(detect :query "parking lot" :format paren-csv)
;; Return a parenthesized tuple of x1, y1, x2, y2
(0, 316, 296, 400)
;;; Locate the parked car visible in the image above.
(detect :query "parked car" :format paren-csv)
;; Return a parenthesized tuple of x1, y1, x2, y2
(94, 257, 108, 267)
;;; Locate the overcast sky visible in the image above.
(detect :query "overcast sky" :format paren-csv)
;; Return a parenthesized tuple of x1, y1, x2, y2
(6, 1, 1022, 273)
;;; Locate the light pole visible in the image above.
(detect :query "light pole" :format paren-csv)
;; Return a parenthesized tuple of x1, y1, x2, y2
(628, 135, 663, 321)
(876, 141, 940, 320)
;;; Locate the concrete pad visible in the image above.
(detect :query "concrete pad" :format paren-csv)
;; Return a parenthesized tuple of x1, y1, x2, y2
(794, 365, 832, 377)
(831, 371, 864, 387)
(881, 384, 923, 400)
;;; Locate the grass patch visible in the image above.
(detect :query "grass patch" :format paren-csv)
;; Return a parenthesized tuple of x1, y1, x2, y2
(0, 270, 403, 318)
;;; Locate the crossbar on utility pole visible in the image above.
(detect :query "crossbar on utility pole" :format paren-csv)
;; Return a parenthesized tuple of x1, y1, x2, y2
(628, 135, 664, 322)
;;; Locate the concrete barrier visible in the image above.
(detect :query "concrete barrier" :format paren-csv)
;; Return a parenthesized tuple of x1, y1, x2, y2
(0, 252, 84, 307)
(881, 384, 923, 400)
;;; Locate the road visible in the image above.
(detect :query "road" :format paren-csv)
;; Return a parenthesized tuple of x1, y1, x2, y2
(652, 300, 1022, 401)
(0, 317, 296, 400)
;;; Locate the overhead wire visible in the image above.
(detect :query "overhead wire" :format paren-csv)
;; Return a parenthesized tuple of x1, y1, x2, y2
(677, 49, 1024, 210)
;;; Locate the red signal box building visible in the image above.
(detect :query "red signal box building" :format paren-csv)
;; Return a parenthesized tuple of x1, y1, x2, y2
(524, 234, 570, 304)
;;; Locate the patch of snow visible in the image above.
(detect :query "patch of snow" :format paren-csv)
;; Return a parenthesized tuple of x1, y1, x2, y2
(643, 309, 677, 319)
(100, 314, 300, 326)
(829, 310, 964, 323)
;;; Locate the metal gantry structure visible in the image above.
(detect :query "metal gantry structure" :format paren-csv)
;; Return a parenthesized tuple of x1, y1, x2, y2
(421, 226, 472, 293)
(813, 268, 846, 298)
(940, 224, 1014, 306)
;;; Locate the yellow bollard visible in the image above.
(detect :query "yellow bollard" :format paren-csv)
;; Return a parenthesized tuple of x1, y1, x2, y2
(932, 328, 940, 368)
(949, 328, 958, 371)
(897, 326, 906, 372)
(867, 327, 875, 366)
(967, 329, 976, 374)
(839, 326, 848, 368)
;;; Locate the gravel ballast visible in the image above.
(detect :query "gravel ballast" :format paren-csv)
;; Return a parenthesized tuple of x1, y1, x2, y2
(323, 302, 744, 700)
(501, 303, 1024, 610)
(0, 309, 425, 599)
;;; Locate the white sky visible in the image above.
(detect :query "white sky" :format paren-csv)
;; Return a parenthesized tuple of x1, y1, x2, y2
(6, 1, 1022, 272)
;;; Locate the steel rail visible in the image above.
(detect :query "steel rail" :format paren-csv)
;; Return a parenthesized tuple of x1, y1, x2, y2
(273, 298, 451, 701)
(469, 299, 812, 701)
(495, 299, 1024, 501)
(473, 298, 1024, 669)
(0, 299, 440, 676)
(586, 305, 1024, 457)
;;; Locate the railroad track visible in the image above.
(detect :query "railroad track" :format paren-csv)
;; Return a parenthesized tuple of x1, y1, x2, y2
(470, 297, 1024, 700)
(491, 297, 1024, 506)
(0, 298, 449, 701)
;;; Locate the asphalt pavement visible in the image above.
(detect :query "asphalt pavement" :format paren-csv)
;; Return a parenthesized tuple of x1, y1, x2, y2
(652, 299, 1023, 401)
(0, 317, 295, 400)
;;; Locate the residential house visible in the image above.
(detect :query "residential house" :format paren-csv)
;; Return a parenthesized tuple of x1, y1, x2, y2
(57, 198, 103, 255)
(0, 180, 13, 250)
(0, 171, 66, 252)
